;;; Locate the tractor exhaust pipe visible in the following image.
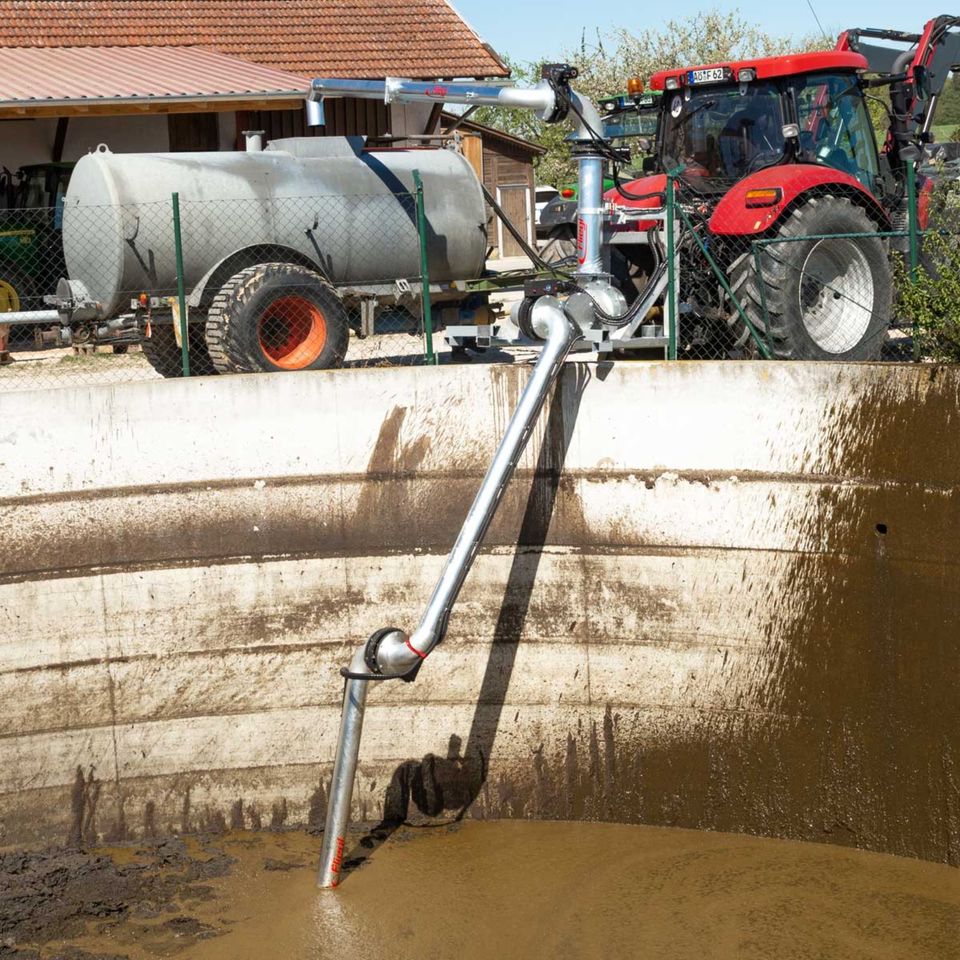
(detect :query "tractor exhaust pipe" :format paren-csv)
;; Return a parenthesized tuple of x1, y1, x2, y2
(317, 298, 582, 887)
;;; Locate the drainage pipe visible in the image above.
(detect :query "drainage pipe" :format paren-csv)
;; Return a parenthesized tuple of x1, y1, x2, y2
(317, 297, 582, 888)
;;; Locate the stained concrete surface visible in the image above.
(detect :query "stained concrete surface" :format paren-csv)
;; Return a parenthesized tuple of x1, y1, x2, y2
(1, 362, 958, 865)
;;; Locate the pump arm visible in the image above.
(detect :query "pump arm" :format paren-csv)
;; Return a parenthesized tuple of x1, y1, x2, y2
(309, 69, 606, 275)
(309, 74, 602, 145)
(309, 67, 610, 889)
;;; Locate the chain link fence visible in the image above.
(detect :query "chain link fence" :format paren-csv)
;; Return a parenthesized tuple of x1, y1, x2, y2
(0, 188, 448, 392)
(3, 162, 958, 392)
(664, 166, 960, 363)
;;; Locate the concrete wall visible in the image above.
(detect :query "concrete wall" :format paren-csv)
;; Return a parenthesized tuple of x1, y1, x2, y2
(0, 362, 957, 863)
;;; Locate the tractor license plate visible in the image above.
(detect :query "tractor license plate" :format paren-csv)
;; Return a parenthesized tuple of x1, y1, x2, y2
(687, 67, 727, 85)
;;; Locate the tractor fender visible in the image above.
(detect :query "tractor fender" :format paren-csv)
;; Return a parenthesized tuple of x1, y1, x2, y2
(709, 165, 889, 236)
(604, 174, 668, 233)
(187, 244, 326, 310)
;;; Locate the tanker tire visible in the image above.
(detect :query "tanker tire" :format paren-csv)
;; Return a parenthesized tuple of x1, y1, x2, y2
(727, 196, 891, 360)
(141, 321, 218, 378)
(205, 263, 348, 374)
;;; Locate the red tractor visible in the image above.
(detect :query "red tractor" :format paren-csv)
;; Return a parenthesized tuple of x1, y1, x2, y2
(607, 16, 960, 360)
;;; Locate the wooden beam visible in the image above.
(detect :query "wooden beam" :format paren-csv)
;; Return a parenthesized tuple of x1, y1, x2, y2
(52, 116, 69, 161)
(0, 97, 304, 120)
(425, 102, 443, 135)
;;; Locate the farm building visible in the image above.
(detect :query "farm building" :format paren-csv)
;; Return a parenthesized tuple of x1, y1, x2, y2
(440, 112, 546, 258)
(0, 0, 508, 168)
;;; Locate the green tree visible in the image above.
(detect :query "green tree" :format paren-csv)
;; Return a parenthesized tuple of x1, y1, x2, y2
(474, 9, 816, 185)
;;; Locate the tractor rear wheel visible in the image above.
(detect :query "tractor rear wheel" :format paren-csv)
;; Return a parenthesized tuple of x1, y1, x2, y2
(141, 321, 218, 378)
(540, 227, 577, 267)
(728, 197, 891, 360)
(0, 262, 35, 350)
(205, 263, 348, 374)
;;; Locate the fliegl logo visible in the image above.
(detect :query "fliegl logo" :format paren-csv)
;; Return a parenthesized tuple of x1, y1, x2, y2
(577, 217, 586, 265)
(330, 835, 345, 884)
(425, 85, 449, 98)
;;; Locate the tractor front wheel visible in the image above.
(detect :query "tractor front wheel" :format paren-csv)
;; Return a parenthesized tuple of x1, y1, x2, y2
(728, 197, 891, 360)
(205, 263, 348, 374)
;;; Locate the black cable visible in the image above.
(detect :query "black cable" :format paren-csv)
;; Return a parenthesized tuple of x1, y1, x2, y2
(566, 97, 667, 205)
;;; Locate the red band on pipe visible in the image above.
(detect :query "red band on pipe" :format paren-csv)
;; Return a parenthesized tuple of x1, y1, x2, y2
(405, 638, 427, 659)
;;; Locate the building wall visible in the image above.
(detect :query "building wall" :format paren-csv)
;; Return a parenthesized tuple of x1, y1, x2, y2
(0, 101, 437, 174)
(479, 139, 536, 257)
(2, 109, 249, 172)
(0, 115, 172, 169)
(234, 101, 433, 148)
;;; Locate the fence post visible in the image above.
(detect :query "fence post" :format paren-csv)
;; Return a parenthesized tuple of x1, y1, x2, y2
(412, 170, 437, 365)
(906, 157, 920, 283)
(171, 192, 190, 377)
(665, 170, 678, 361)
(905, 158, 922, 359)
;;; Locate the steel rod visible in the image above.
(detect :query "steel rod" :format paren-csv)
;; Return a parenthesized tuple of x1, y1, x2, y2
(316, 647, 370, 888)
(171, 192, 190, 378)
(0, 310, 59, 325)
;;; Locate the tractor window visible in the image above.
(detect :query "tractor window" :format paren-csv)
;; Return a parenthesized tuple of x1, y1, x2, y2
(661, 82, 786, 184)
(794, 74, 879, 189)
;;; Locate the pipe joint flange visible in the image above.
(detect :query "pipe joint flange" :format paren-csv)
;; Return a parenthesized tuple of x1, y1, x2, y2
(363, 626, 404, 675)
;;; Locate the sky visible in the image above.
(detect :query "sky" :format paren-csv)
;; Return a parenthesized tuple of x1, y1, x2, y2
(452, 0, 936, 67)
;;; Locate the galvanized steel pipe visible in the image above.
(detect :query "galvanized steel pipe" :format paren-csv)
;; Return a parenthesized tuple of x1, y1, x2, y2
(309, 74, 606, 276)
(316, 299, 581, 888)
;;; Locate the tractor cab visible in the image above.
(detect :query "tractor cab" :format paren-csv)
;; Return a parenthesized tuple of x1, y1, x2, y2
(638, 52, 881, 197)
(0, 163, 74, 213)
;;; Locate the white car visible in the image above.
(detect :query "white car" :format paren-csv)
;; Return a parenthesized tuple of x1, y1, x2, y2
(534, 185, 560, 237)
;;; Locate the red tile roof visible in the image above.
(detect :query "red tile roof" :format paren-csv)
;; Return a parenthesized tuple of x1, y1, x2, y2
(0, 46, 308, 107)
(0, 0, 508, 79)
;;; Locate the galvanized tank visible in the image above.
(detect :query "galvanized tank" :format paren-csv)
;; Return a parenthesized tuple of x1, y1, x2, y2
(62, 138, 487, 318)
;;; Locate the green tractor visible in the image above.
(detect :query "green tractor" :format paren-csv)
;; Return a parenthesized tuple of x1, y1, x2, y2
(0, 163, 73, 355)
(538, 91, 660, 260)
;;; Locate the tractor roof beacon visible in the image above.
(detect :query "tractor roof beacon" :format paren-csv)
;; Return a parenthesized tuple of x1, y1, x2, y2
(609, 15, 960, 360)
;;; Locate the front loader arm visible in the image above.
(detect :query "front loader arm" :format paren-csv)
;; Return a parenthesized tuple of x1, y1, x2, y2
(838, 15, 960, 157)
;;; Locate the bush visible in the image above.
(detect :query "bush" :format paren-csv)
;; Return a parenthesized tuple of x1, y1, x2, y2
(895, 181, 960, 361)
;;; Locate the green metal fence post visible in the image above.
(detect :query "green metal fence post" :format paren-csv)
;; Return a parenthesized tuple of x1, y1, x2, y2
(905, 157, 922, 359)
(906, 157, 920, 283)
(412, 170, 437, 365)
(665, 170, 678, 360)
(171, 192, 190, 377)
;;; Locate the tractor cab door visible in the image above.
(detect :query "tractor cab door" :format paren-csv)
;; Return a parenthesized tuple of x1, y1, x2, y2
(790, 74, 882, 193)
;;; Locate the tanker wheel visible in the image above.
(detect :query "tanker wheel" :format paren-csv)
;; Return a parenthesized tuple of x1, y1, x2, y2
(727, 197, 891, 360)
(205, 263, 348, 374)
(141, 321, 218, 378)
